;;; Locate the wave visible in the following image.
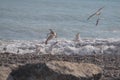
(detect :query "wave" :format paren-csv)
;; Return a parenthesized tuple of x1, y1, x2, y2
(0, 38, 120, 55)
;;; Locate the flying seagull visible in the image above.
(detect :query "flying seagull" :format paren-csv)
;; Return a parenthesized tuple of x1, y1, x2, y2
(45, 29, 57, 44)
(87, 6, 104, 20)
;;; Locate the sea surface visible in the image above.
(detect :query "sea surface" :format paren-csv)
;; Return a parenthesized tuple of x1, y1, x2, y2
(0, 0, 120, 40)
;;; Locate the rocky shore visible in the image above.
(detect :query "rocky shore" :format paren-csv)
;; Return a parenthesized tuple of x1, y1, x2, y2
(0, 52, 120, 80)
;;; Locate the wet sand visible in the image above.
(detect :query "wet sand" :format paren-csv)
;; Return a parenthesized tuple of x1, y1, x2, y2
(0, 52, 120, 80)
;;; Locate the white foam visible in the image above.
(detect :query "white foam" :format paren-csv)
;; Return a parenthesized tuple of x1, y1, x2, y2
(0, 38, 120, 55)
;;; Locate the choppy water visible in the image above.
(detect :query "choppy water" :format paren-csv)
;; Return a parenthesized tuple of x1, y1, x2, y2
(0, 0, 120, 40)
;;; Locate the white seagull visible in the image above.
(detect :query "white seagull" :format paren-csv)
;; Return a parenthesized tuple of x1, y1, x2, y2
(87, 6, 104, 20)
(73, 33, 81, 42)
(45, 29, 57, 44)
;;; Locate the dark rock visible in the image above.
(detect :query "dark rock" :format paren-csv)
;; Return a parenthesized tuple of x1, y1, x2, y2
(10, 61, 102, 80)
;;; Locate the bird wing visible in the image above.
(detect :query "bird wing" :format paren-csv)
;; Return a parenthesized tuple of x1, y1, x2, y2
(49, 29, 57, 38)
(45, 34, 54, 44)
(87, 6, 104, 20)
(96, 18, 100, 26)
(49, 29, 54, 34)
(96, 6, 104, 13)
(87, 12, 96, 20)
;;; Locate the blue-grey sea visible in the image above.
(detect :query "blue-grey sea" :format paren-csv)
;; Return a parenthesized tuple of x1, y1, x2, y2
(0, 0, 120, 40)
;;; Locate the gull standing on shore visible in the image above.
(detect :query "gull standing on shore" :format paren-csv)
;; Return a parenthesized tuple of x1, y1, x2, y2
(73, 33, 81, 42)
(45, 29, 57, 44)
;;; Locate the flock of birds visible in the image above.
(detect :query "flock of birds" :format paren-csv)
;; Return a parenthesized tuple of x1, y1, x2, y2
(1, 7, 105, 53)
(45, 7, 104, 44)
(45, 29, 81, 45)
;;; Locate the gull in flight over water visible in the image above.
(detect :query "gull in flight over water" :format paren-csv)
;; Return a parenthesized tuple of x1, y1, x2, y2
(87, 6, 104, 20)
(87, 6, 104, 26)
(45, 29, 57, 44)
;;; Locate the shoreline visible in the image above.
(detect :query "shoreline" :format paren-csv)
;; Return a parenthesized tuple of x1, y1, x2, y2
(0, 38, 120, 55)
(0, 53, 120, 80)
(0, 38, 120, 80)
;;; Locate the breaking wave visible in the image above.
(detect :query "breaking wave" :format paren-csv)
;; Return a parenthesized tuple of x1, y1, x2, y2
(0, 38, 120, 55)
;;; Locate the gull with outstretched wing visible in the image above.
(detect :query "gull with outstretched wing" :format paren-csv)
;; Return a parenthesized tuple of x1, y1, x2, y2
(87, 6, 104, 20)
(45, 29, 57, 44)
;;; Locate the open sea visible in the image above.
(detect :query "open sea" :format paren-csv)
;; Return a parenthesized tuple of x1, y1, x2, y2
(0, 0, 120, 40)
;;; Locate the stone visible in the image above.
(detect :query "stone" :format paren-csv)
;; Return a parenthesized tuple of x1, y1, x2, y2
(9, 61, 102, 80)
(0, 66, 12, 80)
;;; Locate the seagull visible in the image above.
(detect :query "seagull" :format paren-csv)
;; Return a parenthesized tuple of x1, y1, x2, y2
(87, 6, 104, 20)
(73, 33, 81, 42)
(45, 29, 57, 44)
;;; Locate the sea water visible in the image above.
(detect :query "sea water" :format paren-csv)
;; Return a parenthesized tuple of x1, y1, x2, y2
(0, 0, 120, 40)
(0, 0, 120, 54)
